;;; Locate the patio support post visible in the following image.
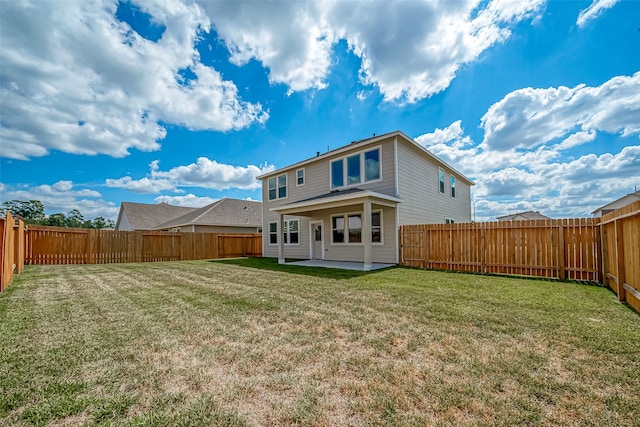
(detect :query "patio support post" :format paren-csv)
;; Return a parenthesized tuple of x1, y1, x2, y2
(363, 201, 372, 271)
(278, 212, 285, 264)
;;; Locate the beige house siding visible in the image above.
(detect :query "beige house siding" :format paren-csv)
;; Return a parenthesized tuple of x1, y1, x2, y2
(275, 136, 397, 203)
(192, 225, 260, 234)
(396, 141, 472, 225)
(117, 213, 132, 231)
(262, 136, 398, 259)
(260, 131, 473, 263)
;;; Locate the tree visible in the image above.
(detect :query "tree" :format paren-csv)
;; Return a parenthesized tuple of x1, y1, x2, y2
(66, 209, 84, 228)
(47, 213, 66, 227)
(1, 200, 45, 222)
(92, 217, 106, 229)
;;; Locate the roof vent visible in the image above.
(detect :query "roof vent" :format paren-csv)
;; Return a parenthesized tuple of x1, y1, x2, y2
(317, 151, 320, 157)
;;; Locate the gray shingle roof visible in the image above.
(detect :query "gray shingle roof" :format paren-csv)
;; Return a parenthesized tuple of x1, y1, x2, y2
(115, 202, 198, 230)
(152, 198, 262, 230)
(591, 190, 640, 214)
(497, 211, 551, 221)
(285, 188, 366, 205)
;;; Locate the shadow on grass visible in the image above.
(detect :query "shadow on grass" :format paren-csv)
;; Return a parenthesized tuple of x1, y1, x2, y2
(210, 257, 392, 280)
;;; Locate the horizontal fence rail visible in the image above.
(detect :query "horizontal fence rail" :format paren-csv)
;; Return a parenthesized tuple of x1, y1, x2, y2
(400, 218, 601, 282)
(25, 226, 261, 265)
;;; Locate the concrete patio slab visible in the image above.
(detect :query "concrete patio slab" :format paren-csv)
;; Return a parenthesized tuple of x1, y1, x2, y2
(286, 260, 395, 271)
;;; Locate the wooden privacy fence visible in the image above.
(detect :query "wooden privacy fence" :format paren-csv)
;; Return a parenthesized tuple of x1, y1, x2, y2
(0, 212, 26, 291)
(25, 226, 261, 265)
(400, 218, 601, 282)
(600, 200, 640, 312)
(400, 202, 640, 311)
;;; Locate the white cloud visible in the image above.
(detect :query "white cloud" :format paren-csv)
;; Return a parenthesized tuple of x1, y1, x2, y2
(154, 194, 219, 207)
(415, 120, 473, 147)
(480, 72, 640, 151)
(0, 0, 268, 160)
(200, 0, 545, 103)
(556, 130, 596, 150)
(202, 1, 334, 94)
(105, 177, 179, 194)
(577, 0, 619, 27)
(150, 158, 275, 190)
(415, 73, 640, 220)
(105, 158, 275, 194)
(0, 181, 118, 219)
(333, 0, 546, 102)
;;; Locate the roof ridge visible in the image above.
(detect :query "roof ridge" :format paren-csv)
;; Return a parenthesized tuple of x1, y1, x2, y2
(190, 199, 224, 223)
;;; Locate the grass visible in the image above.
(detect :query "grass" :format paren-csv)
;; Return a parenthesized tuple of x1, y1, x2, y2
(0, 258, 638, 426)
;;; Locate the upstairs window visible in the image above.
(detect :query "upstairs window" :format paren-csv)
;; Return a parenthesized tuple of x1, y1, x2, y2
(268, 174, 287, 200)
(439, 168, 445, 194)
(331, 160, 344, 188)
(296, 168, 305, 186)
(347, 154, 360, 185)
(364, 149, 380, 181)
(331, 147, 381, 189)
(451, 175, 456, 198)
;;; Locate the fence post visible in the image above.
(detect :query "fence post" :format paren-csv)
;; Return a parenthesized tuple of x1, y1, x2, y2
(423, 225, 428, 269)
(0, 217, 5, 292)
(615, 219, 626, 303)
(481, 225, 486, 274)
(398, 227, 403, 265)
(85, 229, 91, 264)
(558, 222, 566, 281)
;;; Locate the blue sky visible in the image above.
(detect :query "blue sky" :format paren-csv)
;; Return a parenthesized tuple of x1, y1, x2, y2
(1, 0, 639, 221)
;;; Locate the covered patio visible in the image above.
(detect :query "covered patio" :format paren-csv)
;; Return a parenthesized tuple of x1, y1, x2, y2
(271, 188, 402, 271)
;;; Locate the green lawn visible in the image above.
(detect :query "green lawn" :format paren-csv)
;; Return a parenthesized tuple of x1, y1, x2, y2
(1, 258, 638, 426)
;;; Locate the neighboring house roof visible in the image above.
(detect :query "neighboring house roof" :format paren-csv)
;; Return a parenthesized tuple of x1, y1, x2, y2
(497, 211, 551, 221)
(115, 202, 198, 230)
(591, 190, 640, 216)
(152, 198, 262, 230)
(256, 130, 475, 186)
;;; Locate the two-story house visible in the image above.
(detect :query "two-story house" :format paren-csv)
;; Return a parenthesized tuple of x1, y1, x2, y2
(257, 130, 474, 270)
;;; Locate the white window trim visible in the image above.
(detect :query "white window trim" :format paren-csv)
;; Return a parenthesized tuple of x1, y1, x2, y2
(268, 174, 288, 201)
(283, 218, 301, 246)
(438, 168, 445, 195)
(329, 145, 382, 191)
(296, 168, 305, 187)
(445, 217, 455, 224)
(268, 221, 278, 245)
(330, 210, 383, 245)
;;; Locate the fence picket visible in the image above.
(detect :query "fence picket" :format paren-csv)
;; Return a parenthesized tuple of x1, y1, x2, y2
(22, 226, 261, 266)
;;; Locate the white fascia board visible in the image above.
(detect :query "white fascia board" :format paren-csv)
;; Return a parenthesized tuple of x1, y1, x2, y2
(270, 191, 402, 215)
